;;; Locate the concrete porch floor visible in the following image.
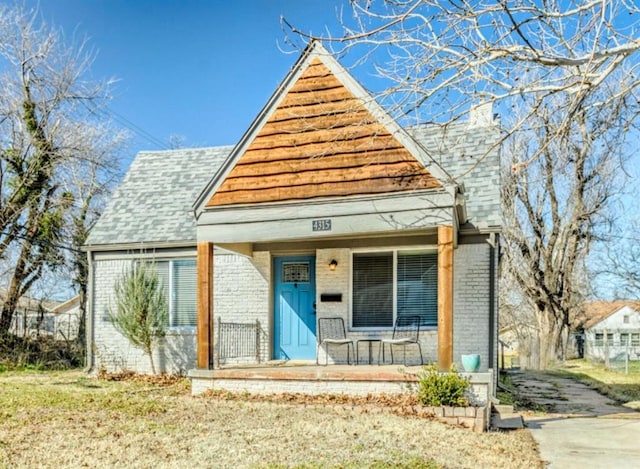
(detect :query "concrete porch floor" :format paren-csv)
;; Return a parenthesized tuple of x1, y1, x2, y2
(189, 362, 421, 397)
(205, 361, 423, 382)
(188, 361, 494, 407)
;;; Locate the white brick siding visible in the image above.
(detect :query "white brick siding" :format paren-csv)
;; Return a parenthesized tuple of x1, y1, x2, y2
(92, 239, 496, 375)
(213, 252, 270, 363)
(453, 242, 492, 372)
(190, 368, 493, 407)
(91, 256, 196, 375)
(315, 248, 437, 366)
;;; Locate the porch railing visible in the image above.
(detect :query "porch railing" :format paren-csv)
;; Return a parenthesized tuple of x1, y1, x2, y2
(216, 317, 261, 367)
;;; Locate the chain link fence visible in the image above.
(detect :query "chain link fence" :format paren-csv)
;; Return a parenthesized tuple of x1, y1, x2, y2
(584, 332, 640, 374)
(9, 310, 80, 341)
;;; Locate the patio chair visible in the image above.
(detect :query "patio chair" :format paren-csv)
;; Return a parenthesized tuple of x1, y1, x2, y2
(316, 317, 355, 365)
(378, 315, 424, 366)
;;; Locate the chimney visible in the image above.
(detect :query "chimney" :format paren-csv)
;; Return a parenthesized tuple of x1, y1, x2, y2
(468, 102, 494, 127)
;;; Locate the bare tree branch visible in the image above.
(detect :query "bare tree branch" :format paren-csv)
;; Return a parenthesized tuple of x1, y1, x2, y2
(0, 5, 125, 336)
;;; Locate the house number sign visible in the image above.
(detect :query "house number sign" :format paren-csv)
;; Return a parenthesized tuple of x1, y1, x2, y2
(312, 219, 332, 232)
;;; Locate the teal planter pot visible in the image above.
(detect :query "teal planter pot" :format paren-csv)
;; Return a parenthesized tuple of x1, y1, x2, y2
(461, 354, 481, 372)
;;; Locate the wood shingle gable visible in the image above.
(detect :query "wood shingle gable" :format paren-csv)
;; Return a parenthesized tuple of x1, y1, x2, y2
(198, 41, 450, 211)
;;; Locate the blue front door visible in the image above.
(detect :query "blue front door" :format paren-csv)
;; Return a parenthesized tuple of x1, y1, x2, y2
(274, 256, 316, 360)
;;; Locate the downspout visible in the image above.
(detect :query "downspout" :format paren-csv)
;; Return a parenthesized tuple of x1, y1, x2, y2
(487, 233, 498, 394)
(84, 249, 95, 373)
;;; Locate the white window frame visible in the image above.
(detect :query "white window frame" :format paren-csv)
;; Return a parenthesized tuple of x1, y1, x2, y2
(350, 246, 438, 331)
(606, 333, 614, 345)
(143, 258, 197, 332)
(595, 332, 604, 346)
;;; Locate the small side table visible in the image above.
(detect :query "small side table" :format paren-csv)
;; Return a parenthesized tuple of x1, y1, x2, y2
(356, 339, 381, 365)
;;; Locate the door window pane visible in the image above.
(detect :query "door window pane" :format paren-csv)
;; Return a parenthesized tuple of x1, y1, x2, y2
(283, 263, 309, 283)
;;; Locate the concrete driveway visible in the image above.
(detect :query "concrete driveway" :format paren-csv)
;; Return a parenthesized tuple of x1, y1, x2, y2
(511, 372, 640, 468)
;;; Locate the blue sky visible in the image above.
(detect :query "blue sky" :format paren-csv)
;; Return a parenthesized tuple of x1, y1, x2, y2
(25, 0, 353, 157)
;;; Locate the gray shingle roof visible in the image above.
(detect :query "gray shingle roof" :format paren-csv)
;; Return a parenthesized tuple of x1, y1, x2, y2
(410, 120, 502, 231)
(85, 146, 232, 247)
(86, 119, 501, 249)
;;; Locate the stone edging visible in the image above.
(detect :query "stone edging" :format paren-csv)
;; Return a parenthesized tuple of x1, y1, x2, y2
(422, 405, 488, 432)
(343, 404, 488, 433)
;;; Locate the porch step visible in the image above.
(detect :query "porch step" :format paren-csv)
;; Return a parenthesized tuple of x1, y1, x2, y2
(491, 404, 524, 430)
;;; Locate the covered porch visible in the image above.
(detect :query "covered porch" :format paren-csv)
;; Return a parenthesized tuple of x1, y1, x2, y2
(192, 224, 456, 373)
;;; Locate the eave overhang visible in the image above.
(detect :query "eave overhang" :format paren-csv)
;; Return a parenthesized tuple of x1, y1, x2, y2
(196, 188, 460, 245)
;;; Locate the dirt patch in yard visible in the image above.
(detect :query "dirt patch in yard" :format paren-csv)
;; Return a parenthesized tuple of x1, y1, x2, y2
(0, 371, 542, 469)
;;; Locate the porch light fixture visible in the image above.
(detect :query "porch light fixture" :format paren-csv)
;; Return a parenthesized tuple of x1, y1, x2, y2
(329, 259, 338, 271)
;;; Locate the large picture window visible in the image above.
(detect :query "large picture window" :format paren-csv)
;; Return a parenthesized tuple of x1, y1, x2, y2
(153, 259, 197, 328)
(352, 250, 437, 329)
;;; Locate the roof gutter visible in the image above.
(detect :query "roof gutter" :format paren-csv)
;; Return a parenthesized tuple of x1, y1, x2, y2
(82, 240, 197, 253)
(84, 249, 95, 373)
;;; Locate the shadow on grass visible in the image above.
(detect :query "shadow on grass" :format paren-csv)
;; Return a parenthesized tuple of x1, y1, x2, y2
(546, 368, 640, 405)
(497, 371, 555, 413)
(500, 363, 640, 413)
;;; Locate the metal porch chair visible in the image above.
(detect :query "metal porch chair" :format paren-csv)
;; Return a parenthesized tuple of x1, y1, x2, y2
(316, 317, 355, 365)
(378, 315, 424, 365)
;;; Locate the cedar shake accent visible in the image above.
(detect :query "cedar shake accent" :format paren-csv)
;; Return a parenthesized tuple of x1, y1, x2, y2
(207, 59, 441, 207)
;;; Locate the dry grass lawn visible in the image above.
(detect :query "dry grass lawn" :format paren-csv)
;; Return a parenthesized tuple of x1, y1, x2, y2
(0, 371, 542, 468)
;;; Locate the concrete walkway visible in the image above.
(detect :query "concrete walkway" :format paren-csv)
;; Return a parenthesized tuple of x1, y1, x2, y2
(511, 371, 640, 468)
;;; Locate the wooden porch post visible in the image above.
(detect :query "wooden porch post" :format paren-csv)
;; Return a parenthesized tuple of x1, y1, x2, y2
(197, 242, 214, 369)
(438, 226, 454, 371)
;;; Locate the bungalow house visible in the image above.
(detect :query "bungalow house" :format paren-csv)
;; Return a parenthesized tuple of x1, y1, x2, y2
(84, 42, 501, 397)
(579, 301, 640, 361)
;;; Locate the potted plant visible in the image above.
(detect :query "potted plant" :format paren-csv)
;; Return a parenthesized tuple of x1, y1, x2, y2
(460, 354, 481, 372)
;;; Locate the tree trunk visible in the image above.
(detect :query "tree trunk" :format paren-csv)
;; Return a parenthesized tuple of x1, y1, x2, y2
(558, 324, 570, 362)
(535, 306, 573, 369)
(0, 270, 24, 335)
(536, 310, 556, 369)
(147, 346, 157, 375)
(0, 300, 16, 335)
(77, 287, 87, 350)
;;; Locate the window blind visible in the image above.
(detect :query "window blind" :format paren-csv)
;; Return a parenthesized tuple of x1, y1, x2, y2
(152, 262, 171, 314)
(172, 259, 197, 327)
(352, 252, 393, 328)
(144, 260, 196, 328)
(397, 252, 438, 327)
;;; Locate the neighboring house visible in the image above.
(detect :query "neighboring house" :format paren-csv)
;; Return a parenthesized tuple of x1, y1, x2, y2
(50, 296, 81, 341)
(84, 41, 501, 380)
(2, 289, 78, 340)
(580, 300, 640, 361)
(498, 325, 524, 368)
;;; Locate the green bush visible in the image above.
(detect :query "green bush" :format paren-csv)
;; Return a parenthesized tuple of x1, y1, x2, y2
(109, 262, 168, 375)
(0, 333, 84, 371)
(416, 364, 470, 407)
